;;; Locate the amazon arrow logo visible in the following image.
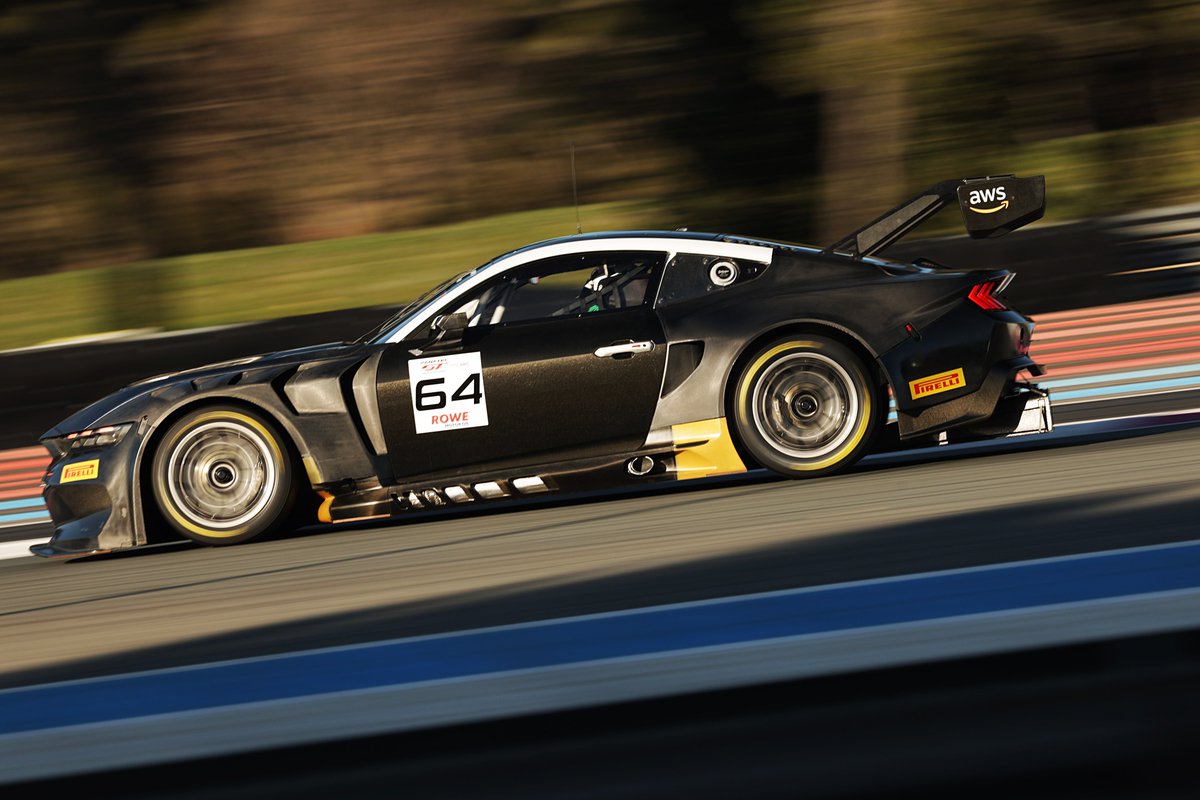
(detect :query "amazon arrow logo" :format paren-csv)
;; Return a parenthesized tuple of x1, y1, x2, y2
(967, 186, 1008, 214)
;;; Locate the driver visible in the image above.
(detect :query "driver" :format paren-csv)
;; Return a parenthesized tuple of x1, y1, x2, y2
(579, 262, 648, 312)
(581, 264, 616, 312)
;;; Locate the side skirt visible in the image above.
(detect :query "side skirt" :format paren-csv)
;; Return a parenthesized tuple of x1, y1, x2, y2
(319, 418, 748, 524)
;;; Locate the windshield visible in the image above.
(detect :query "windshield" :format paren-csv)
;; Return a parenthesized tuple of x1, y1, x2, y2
(358, 269, 477, 344)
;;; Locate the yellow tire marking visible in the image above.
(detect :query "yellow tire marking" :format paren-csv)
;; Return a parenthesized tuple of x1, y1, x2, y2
(735, 340, 871, 472)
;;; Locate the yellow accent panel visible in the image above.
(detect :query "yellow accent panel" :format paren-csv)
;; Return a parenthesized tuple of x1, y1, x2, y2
(61, 459, 99, 483)
(302, 455, 323, 486)
(671, 417, 722, 447)
(316, 490, 389, 525)
(671, 418, 746, 480)
(909, 367, 965, 399)
(317, 491, 335, 524)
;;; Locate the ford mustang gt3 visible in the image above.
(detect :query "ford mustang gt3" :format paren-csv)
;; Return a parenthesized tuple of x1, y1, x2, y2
(34, 175, 1052, 558)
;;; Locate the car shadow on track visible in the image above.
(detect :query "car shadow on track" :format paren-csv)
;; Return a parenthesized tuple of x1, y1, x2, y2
(6, 470, 1198, 691)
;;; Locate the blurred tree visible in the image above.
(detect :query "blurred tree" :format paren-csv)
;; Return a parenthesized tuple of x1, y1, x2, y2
(0, 0, 219, 329)
(499, 0, 820, 239)
(768, 0, 914, 243)
(1, 0, 1199, 288)
(0, 1, 219, 266)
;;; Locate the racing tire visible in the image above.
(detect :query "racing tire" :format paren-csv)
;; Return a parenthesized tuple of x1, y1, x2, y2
(151, 405, 298, 546)
(730, 336, 881, 478)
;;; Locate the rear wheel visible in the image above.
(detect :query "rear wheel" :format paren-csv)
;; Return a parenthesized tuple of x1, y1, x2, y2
(730, 336, 881, 477)
(151, 405, 297, 545)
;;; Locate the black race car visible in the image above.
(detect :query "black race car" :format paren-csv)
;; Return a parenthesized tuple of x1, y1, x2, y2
(34, 175, 1052, 558)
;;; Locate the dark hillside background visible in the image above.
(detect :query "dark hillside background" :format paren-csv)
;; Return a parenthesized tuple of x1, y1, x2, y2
(2, 0, 1199, 278)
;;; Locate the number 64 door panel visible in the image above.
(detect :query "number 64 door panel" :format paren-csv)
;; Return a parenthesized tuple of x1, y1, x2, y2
(375, 308, 667, 480)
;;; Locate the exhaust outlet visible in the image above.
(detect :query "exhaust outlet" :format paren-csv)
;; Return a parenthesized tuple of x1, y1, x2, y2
(627, 456, 655, 476)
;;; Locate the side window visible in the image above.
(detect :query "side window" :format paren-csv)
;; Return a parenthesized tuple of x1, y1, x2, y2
(655, 253, 768, 307)
(447, 251, 665, 327)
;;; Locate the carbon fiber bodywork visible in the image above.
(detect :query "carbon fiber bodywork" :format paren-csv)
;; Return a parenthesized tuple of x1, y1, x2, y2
(34, 200, 1050, 558)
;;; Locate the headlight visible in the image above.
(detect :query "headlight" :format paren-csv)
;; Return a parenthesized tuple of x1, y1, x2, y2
(43, 423, 134, 458)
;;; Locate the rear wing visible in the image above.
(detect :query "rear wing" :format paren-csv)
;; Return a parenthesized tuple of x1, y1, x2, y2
(826, 175, 1045, 258)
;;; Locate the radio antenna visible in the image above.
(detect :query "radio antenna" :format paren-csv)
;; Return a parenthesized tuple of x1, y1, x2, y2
(570, 142, 582, 235)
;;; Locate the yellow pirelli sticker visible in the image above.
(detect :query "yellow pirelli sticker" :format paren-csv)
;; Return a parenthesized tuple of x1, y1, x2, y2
(60, 459, 100, 483)
(909, 368, 966, 399)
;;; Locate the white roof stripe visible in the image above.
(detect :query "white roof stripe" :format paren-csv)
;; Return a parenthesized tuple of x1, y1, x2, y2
(383, 236, 774, 343)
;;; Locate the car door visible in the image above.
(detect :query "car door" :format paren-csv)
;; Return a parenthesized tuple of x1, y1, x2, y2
(375, 251, 668, 480)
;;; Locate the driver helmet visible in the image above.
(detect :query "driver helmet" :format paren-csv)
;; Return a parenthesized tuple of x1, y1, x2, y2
(582, 263, 620, 311)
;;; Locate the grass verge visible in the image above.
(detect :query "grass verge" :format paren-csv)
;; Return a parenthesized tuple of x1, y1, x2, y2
(1, 201, 660, 352)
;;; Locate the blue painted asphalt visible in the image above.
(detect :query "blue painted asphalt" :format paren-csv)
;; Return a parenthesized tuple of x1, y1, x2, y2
(1040, 361, 1200, 401)
(3, 539, 1200, 736)
(1052, 376, 1200, 401)
(0, 513, 48, 525)
(0, 510, 48, 523)
(0, 498, 42, 512)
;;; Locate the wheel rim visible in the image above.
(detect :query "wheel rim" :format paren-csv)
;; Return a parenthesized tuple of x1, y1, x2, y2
(165, 421, 278, 530)
(750, 352, 860, 460)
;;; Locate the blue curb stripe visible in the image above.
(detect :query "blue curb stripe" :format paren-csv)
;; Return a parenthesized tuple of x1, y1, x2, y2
(3, 540, 1200, 736)
(1041, 362, 1200, 389)
(1051, 375, 1200, 401)
(0, 497, 44, 512)
(0, 510, 49, 523)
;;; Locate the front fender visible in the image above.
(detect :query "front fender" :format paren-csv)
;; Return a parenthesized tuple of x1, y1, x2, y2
(35, 352, 384, 557)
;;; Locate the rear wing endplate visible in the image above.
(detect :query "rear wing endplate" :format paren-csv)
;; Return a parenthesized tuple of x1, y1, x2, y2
(826, 175, 1045, 258)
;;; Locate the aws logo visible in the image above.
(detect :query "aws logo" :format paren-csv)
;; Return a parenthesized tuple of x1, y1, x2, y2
(967, 186, 1008, 214)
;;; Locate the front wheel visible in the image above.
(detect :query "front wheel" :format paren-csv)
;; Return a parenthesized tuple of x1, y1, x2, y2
(730, 336, 881, 477)
(151, 405, 297, 545)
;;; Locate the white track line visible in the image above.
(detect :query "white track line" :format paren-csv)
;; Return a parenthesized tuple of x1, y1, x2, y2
(0, 538, 47, 560)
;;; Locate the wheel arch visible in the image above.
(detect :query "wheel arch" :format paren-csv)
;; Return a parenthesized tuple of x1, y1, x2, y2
(721, 321, 890, 469)
(136, 396, 311, 545)
(723, 321, 889, 410)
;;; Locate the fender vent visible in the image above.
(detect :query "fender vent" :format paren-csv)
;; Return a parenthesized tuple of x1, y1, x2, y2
(662, 341, 704, 397)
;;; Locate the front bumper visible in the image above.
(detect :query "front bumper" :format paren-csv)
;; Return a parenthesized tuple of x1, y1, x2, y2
(31, 436, 142, 559)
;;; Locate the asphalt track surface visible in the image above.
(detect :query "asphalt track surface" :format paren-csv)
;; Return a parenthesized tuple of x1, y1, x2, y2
(4, 401, 1200, 797)
(2, 394, 1198, 693)
(2, 398, 1199, 797)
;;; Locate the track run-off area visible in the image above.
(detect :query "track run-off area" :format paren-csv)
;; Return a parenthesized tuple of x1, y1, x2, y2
(1, 292, 1199, 787)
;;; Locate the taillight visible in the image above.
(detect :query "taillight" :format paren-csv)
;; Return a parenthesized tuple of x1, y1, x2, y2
(968, 280, 1008, 311)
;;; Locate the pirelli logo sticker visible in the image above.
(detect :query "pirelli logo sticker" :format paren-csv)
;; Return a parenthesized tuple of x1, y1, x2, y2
(909, 368, 966, 399)
(60, 459, 99, 483)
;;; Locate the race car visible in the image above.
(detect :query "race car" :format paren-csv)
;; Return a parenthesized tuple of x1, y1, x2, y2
(33, 175, 1052, 558)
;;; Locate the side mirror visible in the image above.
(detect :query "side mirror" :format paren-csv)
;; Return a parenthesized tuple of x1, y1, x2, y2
(433, 312, 469, 333)
(409, 312, 469, 357)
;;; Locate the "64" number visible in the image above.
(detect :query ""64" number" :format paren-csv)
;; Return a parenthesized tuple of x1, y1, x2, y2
(414, 373, 483, 411)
